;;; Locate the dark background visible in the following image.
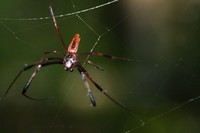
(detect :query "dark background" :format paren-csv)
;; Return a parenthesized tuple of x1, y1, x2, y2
(0, 0, 200, 133)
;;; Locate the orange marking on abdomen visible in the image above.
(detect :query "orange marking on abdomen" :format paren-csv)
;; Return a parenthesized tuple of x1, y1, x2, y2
(68, 34, 80, 53)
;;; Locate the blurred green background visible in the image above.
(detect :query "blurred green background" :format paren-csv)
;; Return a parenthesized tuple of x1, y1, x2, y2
(0, 0, 200, 133)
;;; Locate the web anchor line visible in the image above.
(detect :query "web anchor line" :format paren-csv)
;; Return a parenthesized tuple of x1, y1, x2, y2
(0, 0, 119, 21)
(125, 95, 200, 133)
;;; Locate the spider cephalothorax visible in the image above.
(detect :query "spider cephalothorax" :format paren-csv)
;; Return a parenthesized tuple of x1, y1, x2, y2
(63, 54, 77, 71)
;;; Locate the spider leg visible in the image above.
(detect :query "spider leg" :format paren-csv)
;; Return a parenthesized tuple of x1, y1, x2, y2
(78, 52, 133, 61)
(5, 58, 63, 100)
(80, 71, 96, 106)
(5, 64, 35, 96)
(22, 63, 44, 101)
(49, 1, 68, 50)
(79, 59, 104, 71)
(22, 58, 63, 101)
(44, 50, 66, 56)
(76, 62, 127, 110)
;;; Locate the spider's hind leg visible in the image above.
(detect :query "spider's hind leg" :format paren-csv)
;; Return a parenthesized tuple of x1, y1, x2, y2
(76, 62, 128, 110)
(78, 67, 96, 106)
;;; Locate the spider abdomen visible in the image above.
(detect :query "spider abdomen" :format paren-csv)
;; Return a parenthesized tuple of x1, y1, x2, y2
(68, 34, 80, 53)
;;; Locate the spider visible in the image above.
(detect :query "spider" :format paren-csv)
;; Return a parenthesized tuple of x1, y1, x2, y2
(5, 2, 131, 109)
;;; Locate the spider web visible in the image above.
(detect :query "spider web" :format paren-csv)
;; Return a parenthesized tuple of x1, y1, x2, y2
(0, 0, 200, 133)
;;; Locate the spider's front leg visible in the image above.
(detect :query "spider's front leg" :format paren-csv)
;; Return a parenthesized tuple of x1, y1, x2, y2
(44, 50, 66, 56)
(78, 52, 133, 61)
(5, 57, 63, 101)
(22, 64, 44, 101)
(22, 58, 63, 101)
